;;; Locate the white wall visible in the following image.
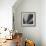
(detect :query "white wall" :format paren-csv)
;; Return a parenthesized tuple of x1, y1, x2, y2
(0, 0, 16, 29)
(13, 0, 41, 46)
(41, 0, 46, 46)
(13, 0, 46, 46)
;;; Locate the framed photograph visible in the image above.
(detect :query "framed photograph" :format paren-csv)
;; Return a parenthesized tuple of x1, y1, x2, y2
(21, 12, 36, 27)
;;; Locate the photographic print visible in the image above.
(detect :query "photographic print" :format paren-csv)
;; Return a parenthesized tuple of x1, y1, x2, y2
(21, 12, 36, 27)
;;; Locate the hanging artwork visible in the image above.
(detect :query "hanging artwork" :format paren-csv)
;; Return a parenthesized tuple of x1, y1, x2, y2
(21, 12, 36, 27)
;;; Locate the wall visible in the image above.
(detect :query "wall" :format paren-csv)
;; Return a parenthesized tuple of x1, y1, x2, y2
(41, 0, 46, 46)
(0, 0, 16, 30)
(13, 0, 41, 46)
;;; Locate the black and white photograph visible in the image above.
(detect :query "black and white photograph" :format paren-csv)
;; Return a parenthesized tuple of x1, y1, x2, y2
(21, 12, 36, 27)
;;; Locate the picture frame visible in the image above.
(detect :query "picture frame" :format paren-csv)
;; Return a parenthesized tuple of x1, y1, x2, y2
(21, 12, 36, 27)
